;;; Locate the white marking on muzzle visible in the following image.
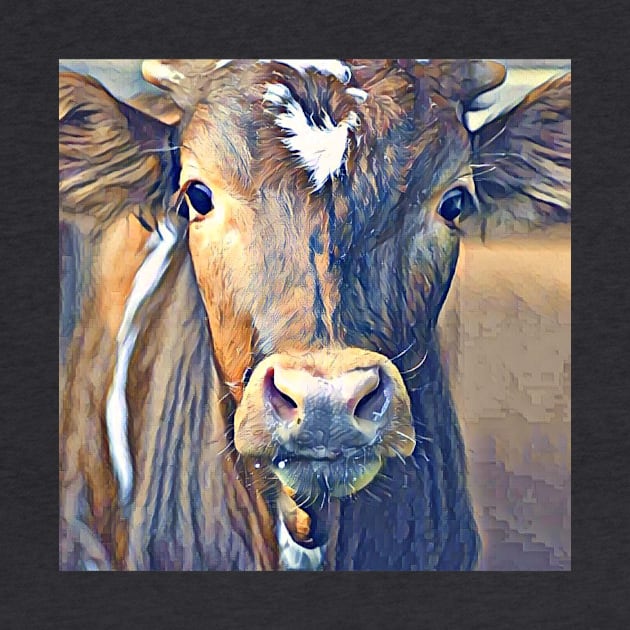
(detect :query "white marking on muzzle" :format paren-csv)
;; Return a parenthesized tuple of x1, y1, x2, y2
(263, 83, 359, 191)
(105, 220, 179, 505)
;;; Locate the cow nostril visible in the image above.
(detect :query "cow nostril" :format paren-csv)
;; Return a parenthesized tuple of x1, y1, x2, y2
(354, 370, 390, 422)
(277, 388, 298, 409)
(265, 368, 299, 421)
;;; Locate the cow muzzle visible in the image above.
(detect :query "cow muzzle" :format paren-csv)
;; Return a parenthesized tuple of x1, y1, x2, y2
(234, 348, 415, 500)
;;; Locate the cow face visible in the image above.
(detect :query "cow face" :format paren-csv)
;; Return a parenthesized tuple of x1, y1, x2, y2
(142, 59, 568, 504)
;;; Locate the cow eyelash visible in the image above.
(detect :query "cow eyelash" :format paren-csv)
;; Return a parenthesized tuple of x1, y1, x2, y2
(166, 187, 189, 220)
(134, 213, 156, 234)
(176, 191, 190, 220)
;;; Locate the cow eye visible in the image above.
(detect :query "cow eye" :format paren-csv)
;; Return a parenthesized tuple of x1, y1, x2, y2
(185, 181, 214, 216)
(437, 188, 466, 222)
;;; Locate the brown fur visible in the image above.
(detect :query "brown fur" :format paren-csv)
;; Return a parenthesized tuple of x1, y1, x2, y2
(59, 72, 276, 570)
(60, 61, 571, 570)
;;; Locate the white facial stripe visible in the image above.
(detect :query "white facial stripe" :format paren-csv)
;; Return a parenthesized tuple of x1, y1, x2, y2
(105, 327, 137, 505)
(277, 514, 325, 570)
(105, 220, 179, 505)
(263, 83, 359, 191)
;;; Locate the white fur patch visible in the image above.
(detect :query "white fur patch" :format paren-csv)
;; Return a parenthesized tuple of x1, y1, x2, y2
(212, 59, 352, 84)
(105, 220, 179, 504)
(262, 59, 351, 84)
(346, 87, 368, 104)
(263, 83, 359, 191)
(277, 516, 325, 571)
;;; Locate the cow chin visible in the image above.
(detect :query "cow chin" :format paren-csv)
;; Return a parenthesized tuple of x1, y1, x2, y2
(271, 450, 384, 499)
(233, 347, 415, 500)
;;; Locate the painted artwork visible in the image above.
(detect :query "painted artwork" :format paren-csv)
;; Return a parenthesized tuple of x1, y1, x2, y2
(59, 59, 571, 571)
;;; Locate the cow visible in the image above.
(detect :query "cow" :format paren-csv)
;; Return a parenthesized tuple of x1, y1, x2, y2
(59, 59, 571, 570)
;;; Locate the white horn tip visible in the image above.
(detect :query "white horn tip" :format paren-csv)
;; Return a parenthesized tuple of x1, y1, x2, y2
(142, 60, 184, 88)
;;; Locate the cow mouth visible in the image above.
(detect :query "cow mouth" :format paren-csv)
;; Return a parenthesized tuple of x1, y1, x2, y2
(270, 446, 383, 500)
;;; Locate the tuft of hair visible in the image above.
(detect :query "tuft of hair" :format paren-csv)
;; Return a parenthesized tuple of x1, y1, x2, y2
(261, 59, 351, 83)
(263, 83, 359, 192)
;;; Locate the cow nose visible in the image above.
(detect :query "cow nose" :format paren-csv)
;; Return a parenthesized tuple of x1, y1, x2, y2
(263, 364, 391, 452)
(234, 348, 415, 463)
(266, 365, 381, 419)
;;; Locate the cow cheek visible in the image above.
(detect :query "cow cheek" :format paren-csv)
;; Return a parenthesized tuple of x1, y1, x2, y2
(188, 222, 255, 401)
(408, 226, 459, 318)
(430, 230, 460, 311)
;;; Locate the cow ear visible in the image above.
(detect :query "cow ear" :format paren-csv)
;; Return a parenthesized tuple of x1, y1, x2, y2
(142, 59, 224, 111)
(420, 59, 507, 106)
(125, 92, 184, 126)
(59, 71, 179, 235)
(467, 72, 571, 239)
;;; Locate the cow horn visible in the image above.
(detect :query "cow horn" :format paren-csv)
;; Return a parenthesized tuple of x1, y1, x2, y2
(142, 59, 227, 111)
(142, 60, 187, 89)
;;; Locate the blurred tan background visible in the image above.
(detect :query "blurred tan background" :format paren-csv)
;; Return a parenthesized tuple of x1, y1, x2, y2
(59, 60, 571, 570)
(439, 225, 570, 570)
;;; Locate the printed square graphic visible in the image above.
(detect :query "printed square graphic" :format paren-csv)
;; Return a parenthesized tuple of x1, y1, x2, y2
(59, 59, 570, 570)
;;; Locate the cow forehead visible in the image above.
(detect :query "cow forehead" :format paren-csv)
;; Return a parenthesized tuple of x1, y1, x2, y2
(181, 60, 471, 214)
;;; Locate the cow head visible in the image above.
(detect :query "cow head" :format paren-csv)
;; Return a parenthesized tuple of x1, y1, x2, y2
(140, 59, 570, 509)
